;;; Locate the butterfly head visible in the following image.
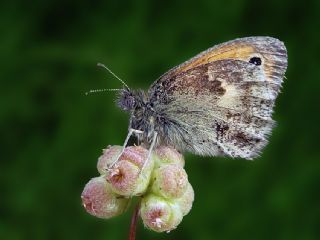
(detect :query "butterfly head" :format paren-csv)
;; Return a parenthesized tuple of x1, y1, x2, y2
(117, 87, 146, 112)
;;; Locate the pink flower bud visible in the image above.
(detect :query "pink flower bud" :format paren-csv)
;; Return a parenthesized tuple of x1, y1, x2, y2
(140, 194, 183, 233)
(97, 145, 122, 175)
(81, 176, 129, 219)
(106, 160, 140, 196)
(154, 146, 185, 168)
(106, 146, 154, 197)
(151, 164, 188, 199)
(176, 183, 194, 216)
(119, 146, 149, 169)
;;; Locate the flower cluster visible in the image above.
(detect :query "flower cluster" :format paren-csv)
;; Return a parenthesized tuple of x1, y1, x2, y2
(81, 145, 194, 233)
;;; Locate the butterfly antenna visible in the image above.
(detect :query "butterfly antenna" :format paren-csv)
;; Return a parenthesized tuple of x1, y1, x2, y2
(97, 63, 130, 89)
(85, 88, 121, 96)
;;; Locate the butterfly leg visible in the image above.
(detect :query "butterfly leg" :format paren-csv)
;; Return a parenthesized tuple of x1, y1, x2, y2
(107, 128, 143, 170)
(140, 131, 158, 175)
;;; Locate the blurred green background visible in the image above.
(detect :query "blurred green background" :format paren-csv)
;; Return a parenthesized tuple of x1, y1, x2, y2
(1, 0, 320, 239)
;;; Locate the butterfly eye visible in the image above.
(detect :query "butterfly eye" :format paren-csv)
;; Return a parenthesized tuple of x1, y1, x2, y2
(249, 57, 262, 66)
(124, 96, 135, 109)
(117, 89, 136, 111)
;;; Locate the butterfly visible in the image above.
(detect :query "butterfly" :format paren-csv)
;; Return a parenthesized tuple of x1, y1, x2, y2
(115, 36, 287, 160)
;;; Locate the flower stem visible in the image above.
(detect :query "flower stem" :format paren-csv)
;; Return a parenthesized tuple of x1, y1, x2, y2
(129, 201, 140, 240)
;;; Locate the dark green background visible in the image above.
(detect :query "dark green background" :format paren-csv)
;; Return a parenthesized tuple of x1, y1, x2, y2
(1, 0, 320, 239)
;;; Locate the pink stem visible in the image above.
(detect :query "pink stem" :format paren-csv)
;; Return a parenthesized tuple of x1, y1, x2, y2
(129, 202, 140, 240)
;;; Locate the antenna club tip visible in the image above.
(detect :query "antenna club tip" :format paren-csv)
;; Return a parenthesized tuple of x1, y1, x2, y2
(96, 62, 130, 89)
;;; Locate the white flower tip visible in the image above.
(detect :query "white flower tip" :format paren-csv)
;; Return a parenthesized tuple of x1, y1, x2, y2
(153, 218, 163, 228)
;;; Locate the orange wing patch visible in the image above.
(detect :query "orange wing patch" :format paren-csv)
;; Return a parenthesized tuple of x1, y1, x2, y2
(160, 37, 287, 85)
(177, 45, 255, 73)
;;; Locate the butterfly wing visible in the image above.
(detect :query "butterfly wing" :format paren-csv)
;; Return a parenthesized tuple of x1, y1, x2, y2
(149, 37, 287, 159)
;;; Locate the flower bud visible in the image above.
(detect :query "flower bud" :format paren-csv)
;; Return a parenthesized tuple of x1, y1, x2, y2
(81, 176, 129, 219)
(176, 183, 194, 216)
(106, 160, 140, 196)
(154, 146, 185, 168)
(106, 146, 154, 197)
(97, 145, 122, 175)
(140, 194, 183, 233)
(151, 164, 188, 199)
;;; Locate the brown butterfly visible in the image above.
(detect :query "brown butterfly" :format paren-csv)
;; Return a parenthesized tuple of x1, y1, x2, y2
(113, 36, 288, 162)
